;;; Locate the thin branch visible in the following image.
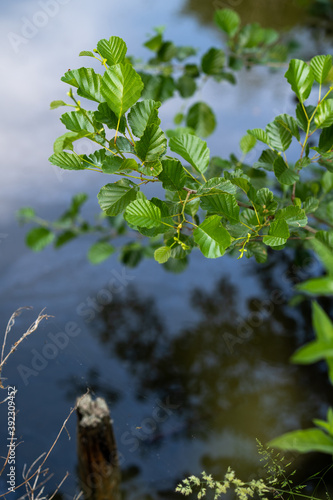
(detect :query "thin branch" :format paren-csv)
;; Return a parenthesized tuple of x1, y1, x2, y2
(182, 187, 254, 210)
(0, 391, 89, 498)
(237, 201, 254, 210)
(0, 310, 52, 388)
(304, 224, 318, 234)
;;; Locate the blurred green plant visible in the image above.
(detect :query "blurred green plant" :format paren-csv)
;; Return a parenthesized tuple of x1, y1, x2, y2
(269, 244, 333, 456)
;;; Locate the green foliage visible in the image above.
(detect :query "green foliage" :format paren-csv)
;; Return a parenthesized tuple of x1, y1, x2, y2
(176, 441, 313, 499)
(19, 10, 333, 270)
(269, 411, 333, 455)
(88, 241, 115, 264)
(291, 302, 333, 382)
(270, 301, 333, 456)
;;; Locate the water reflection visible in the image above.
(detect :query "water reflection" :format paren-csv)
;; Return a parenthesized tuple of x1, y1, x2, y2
(59, 251, 333, 496)
(181, 0, 310, 29)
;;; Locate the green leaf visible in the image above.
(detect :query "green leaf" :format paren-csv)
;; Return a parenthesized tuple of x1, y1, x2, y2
(315, 99, 333, 129)
(166, 127, 196, 138)
(318, 124, 333, 153)
(255, 188, 277, 215)
(174, 113, 184, 126)
(238, 23, 266, 48)
(197, 177, 237, 196)
(49, 152, 84, 170)
(263, 219, 290, 247)
(101, 155, 124, 174)
(240, 134, 257, 154)
(310, 55, 332, 84)
(274, 156, 299, 185)
(88, 241, 115, 264)
(54, 230, 76, 248)
(322, 171, 333, 193)
(246, 241, 268, 264)
(98, 179, 139, 216)
(60, 110, 100, 134)
(135, 124, 167, 162)
(154, 246, 171, 264)
(138, 160, 163, 177)
(94, 102, 126, 132)
(200, 193, 240, 224)
(157, 41, 177, 62)
(274, 114, 300, 141)
(177, 75, 197, 98)
(303, 196, 319, 213)
(128, 99, 161, 138)
(313, 301, 333, 342)
(186, 102, 216, 138)
(253, 149, 278, 171)
(296, 276, 333, 295)
(163, 256, 188, 273)
(266, 121, 292, 151)
(61, 68, 104, 103)
(50, 100, 67, 110)
(124, 199, 162, 228)
(169, 134, 210, 175)
(201, 48, 225, 75)
(53, 131, 90, 153)
(17, 207, 36, 220)
(292, 340, 333, 364)
(268, 428, 333, 454)
(296, 103, 316, 133)
(175, 46, 197, 61)
(247, 128, 269, 145)
(110, 136, 135, 155)
(63, 193, 88, 218)
(184, 64, 200, 78)
(97, 36, 127, 66)
(144, 33, 163, 52)
(274, 206, 308, 227)
(214, 9, 240, 37)
(26, 228, 54, 252)
(193, 215, 231, 258)
(79, 50, 95, 58)
(158, 159, 187, 191)
(140, 73, 176, 102)
(284, 59, 314, 103)
(120, 158, 138, 172)
(101, 63, 144, 118)
(120, 242, 143, 267)
(311, 231, 333, 275)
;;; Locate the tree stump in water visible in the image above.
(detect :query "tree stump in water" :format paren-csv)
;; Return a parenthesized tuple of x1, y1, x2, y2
(76, 394, 120, 500)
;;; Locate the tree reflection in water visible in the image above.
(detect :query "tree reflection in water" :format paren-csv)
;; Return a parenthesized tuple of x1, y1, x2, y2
(62, 252, 333, 496)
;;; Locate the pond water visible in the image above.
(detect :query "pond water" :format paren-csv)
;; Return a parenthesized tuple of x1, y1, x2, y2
(1, 0, 333, 499)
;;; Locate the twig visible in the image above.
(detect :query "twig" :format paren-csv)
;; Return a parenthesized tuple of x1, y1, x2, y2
(0, 391, 89, 498)
(0, 309, 52, 388)
(304, 224, 318, 234)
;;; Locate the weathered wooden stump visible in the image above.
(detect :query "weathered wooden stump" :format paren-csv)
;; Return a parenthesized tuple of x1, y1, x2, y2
(76, 394, 120, 500)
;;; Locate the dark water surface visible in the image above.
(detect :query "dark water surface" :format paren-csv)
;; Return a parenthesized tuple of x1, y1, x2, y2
(1, 1, 333, 498)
